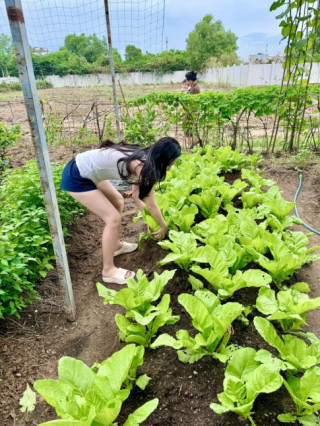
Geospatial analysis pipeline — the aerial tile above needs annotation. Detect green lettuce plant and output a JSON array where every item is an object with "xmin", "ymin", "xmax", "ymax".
[
  {"xmin": 278, "ymin": 367, "xmax": 320, "ymax": 425},
  {"xmin": 240, "ymin": 225, "xmax": 319, "ymax": 287},
  {"xmin": 254, "ymin": 317, "xmax": 320, "ymax": 373},
  {"xmin": 256, "ymin": 286, "xmax": 320, "ymax": 331},
  {"xmin": 212, "ymin": 146, "xmax": 260, "ymax": 172},
  {"xmin": 210, "ymin": 347, "xmax": 283, "ymax": 425},
  {"xmin": 215, "ymin": 179, "xmax": 247, "ymax": 206},
  {"xmin": 34, "ymin": 344, "xmax": 158, "ymax": 425},
  {"xmin": 167, "ymin": 204, "xmax": 198, "ymax": 232},
  {"xmin": 188, "ymin": 188, "xmax": 222, "ymax": 218},
  {"xmin": 191, "ymin": 264, "xmax": 272, "ymax": 299},
  {"xmin": 151, "ymin": 289, "xmax": 243, "ymax": 363},
  {"xmin": 157, "ymin": 230, "xmax": 201, "ymax": 270},
  {"xmin": 97, "ymin": 270, "xmax": 178, "ymax": 347}
]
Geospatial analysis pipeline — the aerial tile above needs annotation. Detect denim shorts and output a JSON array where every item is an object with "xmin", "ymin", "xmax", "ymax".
[{"xmin": 60, "ymin": 158, "xmax": 97, "ymax": 192}]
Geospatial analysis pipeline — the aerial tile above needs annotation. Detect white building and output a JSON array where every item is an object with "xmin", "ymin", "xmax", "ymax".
[{"xmin": 33, "ymin": 47, "xmax": 49, "ymax": 56}]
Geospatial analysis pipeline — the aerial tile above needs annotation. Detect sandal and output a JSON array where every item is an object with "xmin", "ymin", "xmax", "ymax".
[
  {"xmin": 102, "ymin": 268, "xmax": 135, "ymax": 285},
  {"xmin": 114, "ymin": 241, "xmax": 138, "ymax": 257}
]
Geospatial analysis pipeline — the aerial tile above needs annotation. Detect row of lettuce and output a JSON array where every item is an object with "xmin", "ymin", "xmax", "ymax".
[{"xmin": 31, "ymin": 146, "xmax": 320, "ymax": 425}]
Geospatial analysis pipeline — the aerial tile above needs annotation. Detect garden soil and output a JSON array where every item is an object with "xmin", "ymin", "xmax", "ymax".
[{"xmin": 1, "ymin": 148, "xmax": 320, "ymax": 426}]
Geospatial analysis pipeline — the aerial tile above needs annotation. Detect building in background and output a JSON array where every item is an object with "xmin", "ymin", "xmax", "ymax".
[
  {"xmin": 248, "ymin": 52, "xmax": 285, "ymax": 64},
  {"xmin": 33, "ymin": 47, "xmax": 49, "ymax": 56}
]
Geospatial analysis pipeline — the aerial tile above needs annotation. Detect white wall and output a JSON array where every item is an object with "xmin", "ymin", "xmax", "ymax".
[
  {"xmin": 2, "ymin": 63, "xmax": 320, "ymax": 88},
  {"xmin": 0, "ymin": 76, "xmax": 21, "ymax": 84}
]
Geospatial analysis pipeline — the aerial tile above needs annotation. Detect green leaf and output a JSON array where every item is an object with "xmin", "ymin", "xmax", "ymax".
[
  {"xmin": 300, "ymin": 367, "xmax": 320, "ymax": 402},
  {"xmin": 114, "ymin": 288, "xmax": 137, "ymax": 311},
  {"xmin": 210, "ymin": 402, "xmax": 230, "ymax": 414},
  {"xmin": 58, "ymin": 357, "xmax": 95, "ymax": 396},
  {"xmin": 226, "ymin": 348, "xmax": 260, "ymax": 381},
  {"xmin": 188, "ymin": 274, "xmax": 204, "ymax": 290},
  {"xmin": 98, "ymin": 345, "xmax": 138, "ymax": 394},
  {"xmin": 178, "ymin": 293, "xmax": 213, "ymax": 332},
  {"xmin": 277, "ymin": 413, "xmax": 297, "ymax": 423},
  {"xmin": 270, "ymin": 0, "xmax": 285, "ymax": 12},
  {"xmin": 92, "ymin": 397, "xmax": 122, "ymax": 425},
  {"xmin": 255, "ymin": 349, "xmax": 285, "ymax": 372},
  {"xmin": 150, "ymin": 333, "xmax": 182, "ymax": 349},
  {"xmin": 299, "ymin": 414, "xmax": 320, "ymax": 425},
  {"xmin": 136, "ymin": 374, "xmax": 151, "ymax": 390},
  {"xmin": 123, "ymin": 398, "xmax": 159, "ymax": 426},
  {"xmin": 33, "ymin": 379, "xmax": 70, "ymax": 415},
  {"xmin": 256, "ymin": 287, "xmax": 278, "ymax": 315},
  {"xmin": 291, "ymin": 282, "xmax": 310, "ymax": 293},
  {"xmin": 246, "ymin": 364, "xmax": 283, "ymax": 401},
  {"xmin": 37, "ymin": 417, "xmax": 95, "ymax": 426},
  {"xmin": 224, "ymin": 376, "xmax": 246, "ymax": 402},
  {"xmin": 276, "ymin": 7, "xmax": 290, "ymax": 19},
  {"xmin": 254, "ymin": 317, "xmax": 284, "ymax": 353},
  {"xmin": 96, "ymin": 282, "xmax": 117, "ymax": 303},
  {"xmin": 19, "ymin": 384, "xmax": 36, "ymax": 413}
]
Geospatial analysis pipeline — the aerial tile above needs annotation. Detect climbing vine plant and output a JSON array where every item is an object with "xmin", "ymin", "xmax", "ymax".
[{"xmin": 270, "ymin": 0, "xmax": 320, "ymax": 152}]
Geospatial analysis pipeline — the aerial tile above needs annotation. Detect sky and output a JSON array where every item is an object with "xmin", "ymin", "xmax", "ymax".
[
  {"xmin": 0, "ymin": 0, "xmax": 284, "ymax": 61},
  {"xmin": 164, "ymin": 0, "xmax": 283, "ymax": 61}
]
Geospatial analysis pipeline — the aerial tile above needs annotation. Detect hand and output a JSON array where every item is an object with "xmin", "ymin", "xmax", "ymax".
[{"xmin": 152, "ymin": 225, "xmax": 169, "ymax": 240}]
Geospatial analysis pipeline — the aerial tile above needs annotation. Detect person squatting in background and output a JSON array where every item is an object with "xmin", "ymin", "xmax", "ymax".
[
  {"xmin": 185, "ymin": 70, "xmax": 201, "ymax": 94},
  {"xmin": 60, "ymin": 137, "xmax": 181, "ymax": 285}
]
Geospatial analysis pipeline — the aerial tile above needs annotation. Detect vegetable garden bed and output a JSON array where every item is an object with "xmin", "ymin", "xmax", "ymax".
[{"xmin": 1, "ymin": 150, "xmax": 320, "ymax": 426}]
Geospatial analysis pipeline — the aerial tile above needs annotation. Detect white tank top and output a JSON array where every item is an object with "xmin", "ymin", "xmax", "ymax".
[{"xmin": 75, "ymin": 148, "xmax": 128, "ymax": 184}]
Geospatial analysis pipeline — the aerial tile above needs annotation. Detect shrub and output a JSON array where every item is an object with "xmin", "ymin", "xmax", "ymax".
[
  {"xmin": 0, "ymin": 121, "xmax": 21, "ymax": 177},
  {"xmin": 0, "ymin": 80, "xmax": 53, "ymax": 92},
  {"xmin": 0, "ymin": 160, "xmax": 84, "ymax": 318}
]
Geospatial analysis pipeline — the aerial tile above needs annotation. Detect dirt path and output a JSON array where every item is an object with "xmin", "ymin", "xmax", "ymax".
[{"xmin": 0, "ymin": 160, "xmax": 320, "ymax": 426}]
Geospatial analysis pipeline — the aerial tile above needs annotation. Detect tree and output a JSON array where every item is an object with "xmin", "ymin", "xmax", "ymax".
[
  {"xmin": 125, "ymin": 44, "xmax": 143, "ymax": 62},
  {"xmin": 186, "ymin": 15, "xmax": 238, "ymax": 71},
  {"xmin": 0, "ymin": 34, "xmax": 14, "ymax": 76},
  {"xmin": 64, "ymin": 33, "xmax": 108, "ymax": 63}
]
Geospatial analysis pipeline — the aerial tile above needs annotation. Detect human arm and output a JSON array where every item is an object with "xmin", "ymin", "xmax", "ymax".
[
  {"xmin": 144, "ymin": 189, "xmax": 168, "ymax": 239},
  {"xmin": 132, "ymin": 183, "xmax": 146, "ymax": 211},
  {"xmin": 130, "ymin": 160, "xmax": 168, "ymax": 239}
]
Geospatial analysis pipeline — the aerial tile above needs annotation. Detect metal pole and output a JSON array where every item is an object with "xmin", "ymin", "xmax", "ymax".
[
  {"xmin": 103, "ymin": 0, "xmax": 121, "ymax": 142},
  {"xmin": 5, "ymin": 0, "xmax": 76, "ymax": 321}
]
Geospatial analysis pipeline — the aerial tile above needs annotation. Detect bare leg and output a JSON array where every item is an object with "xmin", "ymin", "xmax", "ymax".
[
  {"xmin": 96, "ymin": 180, "xmax": 136, "ymax": 253},
  {"xmin": 97, "ymin": 180, "xmax": 124, "ymax": 251},
  {"xmin": 68, "ymin": 187, "xmax": 133, "ymax": 279}
]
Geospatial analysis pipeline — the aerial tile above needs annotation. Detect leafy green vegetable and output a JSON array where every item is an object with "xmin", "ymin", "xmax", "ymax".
[
  {"xmin": 151, "ymin": 289, "xmax": 243, "ymax": 363},
  {"xmin": 191, "ymin": 264, "xmax": 271, "ymax": 299},
  {"xmin": 157, "ymin": 230, "xmax": 201, "ymax": 270},
  {"xmin": 256, "ymin": 287, "xmax": 320, "ymax": 331},
  {"xmin": 123, "ymin": 399, "xmax": 159, "ymax": 426},
  {"xmin": 282, "ymin": 367, "xmax": 320, "ymax": 420},
  {"xmin": 34, "ymin": 345, "xmax": 158, "ymax": 425},
  {"xmin": 254, "ymin": 317, "xmax": 320, "ymax": 373},
  {"xmin": 97, "ymin": 269, "xmax": 178, "ymax": 347},
  {"xmin": 210, "ymin": 347, "xmax": 283, "ymax": 422},
  {"xmin": 188, "ymin": 188, "xmax": 222, "ymax": 218}
]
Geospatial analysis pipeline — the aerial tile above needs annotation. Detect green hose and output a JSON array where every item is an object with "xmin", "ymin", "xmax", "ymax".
[{"xmin": 294, "ymin": 172, "xmax": 320, "ymax": 235}]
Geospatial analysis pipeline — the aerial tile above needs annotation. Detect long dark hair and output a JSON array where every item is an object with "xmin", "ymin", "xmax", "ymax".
[
  {"xmin": 100, "ymin": 137, "xmax": 181, "ymax": 200},
  {"xmin": 185, "ymin": 70, "xmax": 197, "ymax": 81}
]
